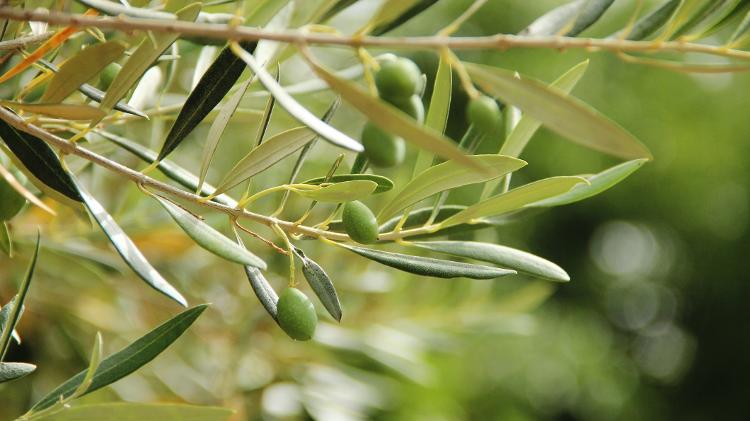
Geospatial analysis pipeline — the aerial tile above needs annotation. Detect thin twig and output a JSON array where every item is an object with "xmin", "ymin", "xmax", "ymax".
[{"xmin": 0, "ymin": 31, "xmax": 52, "ymax": 50}]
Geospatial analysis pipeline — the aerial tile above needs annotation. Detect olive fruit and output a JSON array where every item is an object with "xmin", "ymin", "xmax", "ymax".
[
  {"xmin": 361, "ymin": 122, "xmax": 405, "ymax": 168},
  {"xmin": 342, "ymin": 200, "xmax": 378, "ymax": 244},
  {"xmin": 390, "ymin": 95, "xmax": 424, "ymax": 123},
  {"xmin": 375, "ymin": 58, "xmax": 421, "ymax": 101},
  {"xmin": 0, "ymin": 177, "xmax": 26, "ymax": 221},
  {"xmin": 277, "ymin": 287, "xmax": 317, "ymax": 341},
  {"xmin": 466, "ymin": 95, "xmax": 501, "ymax": 134},
  {"xmin": 99, "ymin": 62, "xmax": 122, "ymax": 91}
]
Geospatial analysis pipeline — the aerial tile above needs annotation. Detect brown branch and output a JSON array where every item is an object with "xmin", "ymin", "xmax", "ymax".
[{"xmin": 0, "ymin": 31, "xmax": 52, "ymax": 50}]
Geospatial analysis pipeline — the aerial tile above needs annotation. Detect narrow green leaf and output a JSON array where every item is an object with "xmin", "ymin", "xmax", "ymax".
[
  {"xmin": 42, "ymin": 41, "xmax": 125, "ymax": 103},
  {"xmin": 0, "ymin": 221, "xmax": 11, "ymax": 257},
  {"xmin": 244, "ymin": 267, "xmax": 278, "ymax": 321},
  {"xmin": 70, "ymin": 332, "xmax": 103, "ymax": 399},
  {"xmin": 530, "ymin": 158, "xmax": 647, "ymax": 207},
  {"xmin": 343, "ymin": 245, "xmax": 516, "ymax": 279},
  {"xmin": 466, "ymin": 62, "xmax": 652, "ymax": 160},
  {"xmin": 521, "ymin": 0, "xmax": 615, "ymax": 36},
  {"xmin": 30, "ymin": 304, "xmax": 208, "ymax": 412},
  {"xmin": 0, "ymin": 232, "xmax": 38, "ymax": 361},
  {"xmin": 500, "ymin": 60, "xmax": 589, "ymax": 158},
  {"xmin": 302, "ymin": 174, "xmax": 393, "ymax": 193},
  {"xmin": 614, "ymin": 0, "xmax": 681, "ymax": 40},
  {"xmin": 371, "ymin": 0, "xmax": 439, "ymax": 35},
  {"xmin": 31, "ymin": 403, "xmax": 234, "ymax": 421},
  {"xmin": 100, "ymin": 4, "xmax": 202, "ymax": 113},
  {"xmin": 0, "ymin": 297, "xmax": 22, "ymax": 346},
  {"xmin": 306, "ymin": 58, "xmax": 490, "ymax": 174},
  {"xmin": 440, "ymin": 176, "xmax": 588, "ymax": 228},
  {"xmin": 1, "ymin": 102, "xmax": 106, "ymax": 121},
  {"xmin": 0, "ymin": 120, "xmax": 82, "ymax": 203},
  {"xmin": 656, "ymin": 0, "xmax": 714, "ymax": 39},
  {"xmin": 379, "ymin": 155, "xmax": 526, "ymax": 221},
  {"xmin": 0, "ymin": 362, "xmax": 36, "ymax": 383},
  {"xmin": 363, "ymin": 0, "xmax": 420, "ymax": 32},
  {"xmin": 153, "ymin": 196, "xmax": 267, "ymax": 269},
  {"xmin": 412, "ymin": 241, "xmax": 570, "ymax": 282},
  {"xmin": 231, "ymin": 44, "xmax": 363, "ymax": 153},
  {"xmin": 413, "ymin": 53, "xmax": 452, "ymax": 175},
  {"xmin": 293, "ymin": 247, "xmax": 342, "ymax": 322},
  {"xmin": 730, "ymin": 3, "xmax": 750, "ymax": 44},
  {"xmin": 76, "ymin": 0, "xmax": 233, "ymax": 23},
  {"xmin": 77, "ymin": 185, "xmax": 187, "ymax": 306},
  {"xmin": 377, "ymin": 205, "xmax": 468, "ymax": 233},
  {"xmin": 291, "ymin": 180, "xmax": 377, "ymax": 203},
  {"xmin": 214, "ymin": 127, "xmax": 317, "ymax": 195},
  {"xmin": 157, "ymin": 40, "xmax": 258, "ymax": 161}
]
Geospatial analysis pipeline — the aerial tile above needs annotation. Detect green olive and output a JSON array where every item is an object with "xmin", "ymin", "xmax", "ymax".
[
  {"xmin": 389, "ymin": 95, "xmax": 424, "ymax": 123},
  {"xmin": 99, "ymin": 62, "xmax": 122, "ymax": 91},
  {"xmin": 375, "ymin": 58, "xmax": 421, "ymax": 101},
  {"xmin": 466, "ymin": 95, "xmax": 501, "ymax": 134},
  {"xmin": 277, "ymin": 287, "xmax": 317, "ymax": 341},
  {"xmin": 0, "ymin": 177, "xmax": 26, "ymax": 221},
  {"xmin": 342, "ymin": 200, "xmax": 378, "ymax": 244},
  {"xmin": 361, "ymin": 122, "xmax": 405, "ymax": 168}
]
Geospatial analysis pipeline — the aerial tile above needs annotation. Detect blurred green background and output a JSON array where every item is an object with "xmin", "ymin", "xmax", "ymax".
[{"xmin": 2, "ymin": 0, "xmax": 750, "ymax": 420}]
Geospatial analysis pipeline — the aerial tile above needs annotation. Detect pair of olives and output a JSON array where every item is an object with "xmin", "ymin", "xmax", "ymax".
[{"xmin": 362, "ymin": 57, "xmax": 425, "ymax": 168}]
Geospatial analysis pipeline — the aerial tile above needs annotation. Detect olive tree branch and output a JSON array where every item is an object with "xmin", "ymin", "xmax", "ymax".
[{"xmin": 1, "ymin": 7, "xmax": 750, "ymax": 61}]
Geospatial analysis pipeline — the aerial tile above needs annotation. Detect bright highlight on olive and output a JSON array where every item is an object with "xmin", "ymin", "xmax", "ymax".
[
  {"xmin": 342, "ymin": 200, "xmax": 379, "ymax": 244},
  {"xmin": 466, "ymin": 95, "xmax": 501, "ymax": 134},
  {"xmin": 277, "ymin": 287, "xmax": 318, "ymax": 341},
  {"xmin": 375, "ymin": 58, "xmax": 422, "ymax": 101},
  {"xmin": 361, "ymin": 122, "xmax": 405, "ymax": 168}
]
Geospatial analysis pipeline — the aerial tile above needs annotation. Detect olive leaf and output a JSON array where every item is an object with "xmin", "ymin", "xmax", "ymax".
[
  {"xmin": 230, "ymin": 43, "xmax": 364, "ymax": 153},
  {"xmin": 730, "ymin": 4, "xmax": 750, "ymax": 44},
  {"xmin": 0, "ymin": 222, "xmax": 11, "ymax": 257},
  {"xmin": 439, "ymin": 176, "xmax": 588, "ymax": 228},
  {"xmin": 342, "ymin": 245, "xmax": 516, "ymax": 279},
  {"xmin": 290, "ymin": 180, "xmax": 377, "ymax": 203},
  {"xmin": 362, "ymin": 0, "xmax": 422, "ymax": 33},
  {"xmin": 370, "ymin": 0, "xmax": 439, "ymax": 35},
  {"xmin": 29, "ymin": 403, "xmax": 234, "ymax": 421},
  {"xmin": 30, "ymin": 304, "xmax": 208, "ymax": 412},
  {"xmin": 0, "ymin": 362, "xmax": 36, "ymax": 383},
  {"xmin": 0, "ymin": 102, "xmax": 106, "ymax": 121},
  {"xmin": 153, "ymin": 196, "xmax": 267, "ymax": 269},
  {"xmin": 293, "ymin": 247, "xmax": 343, "ymax": 322},
  {"xmin": 529, "ymin": 159, "xmax": 648, "ymax": 207},
  {"xmin": 682, "ymin": 0, "xmax": 746, "ymax": 40},
  {"xmin": 213, "ymin": 127, "xmax": 317, "ymax": 195},
  {"xmin": 157, "ymin": 40, "xmax": 257, "ymax": 161},
  {"xmin": 69, "ymin": 332, "xmax": 103, "ymax": 400},
  {"xmin": 520, "ymin": 0, "xmax": 614, "ymax": 37},
  {"xmin": 77, "ymin": 184, "xmax": 188, "ymax": 306},
  {"xmin": 612, "ymin": 0, "xmax": 681, "ymax": 40},
  {"xmin": 37, "ymin": 59, "xmax": 147, "ymax": 118},
  {"xmin": 75, "ymin": 0, "xmax": 234, "ymax": 27},
  {"xmin": 100, "ymin": 3, "xmax": 202, "ymax": 114},
  {"xmin": 0, "ymin": 232, "xmax": 38, "ymax": 361},
  {"xmin": 378, "ymin": 155, "xmax": 527, "ymax": 221},
  {"xmin": 411, "ymin": 241, "xmax": 570, "ymax": 282},
  {"xmin": 465, "ymin": 62, "xmax": 653, "ymax": 160},
  {"xmin": 413, "ymin": 53, "xmax": 452, "ymax": 175},
  {"xmin": 0, "ymin": 297, "xmax": 22, "ymax": 346},
  {"xmin": 305, "ymin": 56, "xmax": 491, "ymax": 174},
  {"xmin": 41, "ymin": 40, "xmax": 125, "ymax": 103},
  {"xmin": 656, "ymin": 0, "xmax": 714, "ymax": 40},
  {"xmin": 0, "ymin": 119, "xmax": 82, "ymax": 203},
  {"xmin": 377, "ymin": 205, "xmax": 469, "ymax": 233},
  {"xmin": 244, "ymin": 267, "xmax": 279, "ymax": 321},
  {"xmin": 303, "ymin": 174, "xmax": 393, "ymax": 194}
]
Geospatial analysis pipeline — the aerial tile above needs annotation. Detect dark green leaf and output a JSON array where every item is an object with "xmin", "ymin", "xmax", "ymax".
[
  {"xmin": 31, "ymin": 304, "xmax": 208, "ymax": 412},
  {"xmin": 244, "ymin": 267, "xmax": 279, "ymax": 321},
  {"xmin": 521, "ymin": 0, "xmax": 615, "ymax": 36},
  {"xmin": 342, "ymin": 245, "xmax": 516, "ymax": 279},
  {"xmin": 371, "ymin": 0, "xmax": 439, "ymax": 35},
  {"xmin": 614, "ymin": 0, "xmax": 681, "ymax": 40},
  {"xmin": 0, "ymin": 232, "xmax": 38, "ymax": 360},
  {"xmin": 412, "ymin": 241, "xmax": 569, "ymax": 282},
  {"xmin": 0, "ymin": 362, "xmax": 36, "ymax": 383},
  {"xmin": 77, "ymin": 185, "xmax": 187, "ymax": 306},
  {"xmin": 293, "ymin": 247, "xmax": 342, "ymax": 322},
  {"xmin": 0, "ymin": 119, "xmax": 82, "ymax": 202},
  {"xmin": 157, "ymin": 41, "xmax": 257, "ymax": 161},
  {"xmin": 302, "ymin": 174, "xmax": 393, "ymax": 194}
]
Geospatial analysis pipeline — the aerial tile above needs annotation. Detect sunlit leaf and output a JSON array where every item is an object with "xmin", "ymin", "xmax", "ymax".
[
  {"xmin": 414, "ymin": 53, "xmax": 452, "ymax": 175},
  {"xmin": 1, "ymin": 102, "xmax": 106, "ymax": 121},
  {"xmin": 342, "ymin": 245, "xmax": 516, "ymax": 279},
  {"xmin": 30, "ymin": 305, "xmax": 208, "ymax": 412},
  {"xmin": 214, "ymin": 127, "xmax": 317, "ymax": 195},
  {"xmin": 291, "ymin": 180, "xmax": 377, "ymax": 203},
  {"xmin": 466, "ymin": 62, "xmax": 652, "ymax": 160},
  {"xmin": 294, "ymin": 247, "xmax": 342, "ymax": 322},
  {"xmin": 31, "ymin": 403, "xmax": 234, "ymax": 421},
  {"xmin": 520, "ymin": 0, "xmax": 614, "ymax": 36},
  {"xmin": 77, "ymin": 185, "xmax": 187, "ymax": 306},
  {"xmin": 153, "ymin": 196, "xmax": 267, "ymax": 269},
  {"xmin": 70, "ymin": 332, "xmax": 103, "ymax": 399},
  {"xmin": 303, "ymin": 174, "xmax": 393, "ymax": 194},
  {"xmin": 440, "ymin": 176, "xmax": 588, "ymax": 228},
  {"xmin": 412, "ymin": 241, "xmax": 570, "ymax": 282},
  {"xmin": 0, "ymin": 362, "xmax": 36, "ymax": 383},
  {"xmin": 42, "ymin": 41, "xmax": 125, "ymax": 103},
  {"xmin": 0, "ymin": 232, "xmax": 38, "ymax": 360},
  {"xmin": 379, "ymin": 155, "xmax": 526, "ymax": 221},
  {"xmin": 158, "ymin": 41, "xmax": 257, "ymax": 161},
  {"xmin": 530, "ymin": 158, "xmax": 647, "ymax": 207}
]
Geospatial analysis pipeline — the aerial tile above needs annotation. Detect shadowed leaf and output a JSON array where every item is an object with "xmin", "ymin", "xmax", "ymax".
[{"xmin": 294, "ymin": 247, "xmax": 342, "ymax": 322}]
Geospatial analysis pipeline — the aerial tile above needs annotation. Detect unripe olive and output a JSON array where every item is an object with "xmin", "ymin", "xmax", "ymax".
[
  {"xmin": 0, "ymin": 177, "xmax": 26, "ymax": 221},
  {"xmin": 342, "ymin": 200, "xmax": 378, "ymax": 244},
  {"xmin": 466, "ymin": 95, "xmax": 501, "ymax": 134},
  {"xmin": 389, "ymin": 95, "xmax": 424, "ymax": 123},
  {"xmin": 277, "ymin": 287, "xmax": 317, "ymax": 341},
  {"xmin": 375, "ymin": 58, "xmax": 421, "ymax": 101},
  {"xmin": 99, "ymin": 62, "xmax": 122, "ymax": 91},
  {"xmin": 361, "ymin": 122, "xmax": 405, "ymax": 168}
]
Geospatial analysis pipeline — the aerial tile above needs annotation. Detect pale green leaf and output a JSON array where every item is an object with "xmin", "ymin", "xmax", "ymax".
[
  {"xmin": 413, "ymin": 53, "xmax": 452, "ymax": 175},
  {"xmin": 466, "ymin": 62, "xmax": 652, "ymax": 160},
  {"xmin": 302, "ymin": 174, "xmax": 393, "ymax": 194},
  {"xmin": 379, "ymin": 155, "xmax": 526, "ymax": 221},
  {"xmin": 520, "ymin": 0, "xmax": 615, "ymax": 36},
  {"xmin": 0, "ymin": 102, "xmax": 106, "ymax": 121},
  {"xmin": 0, "ymin": 233, "xmax": 38, "ymax": 360},
  {"xmin": 363, "ymin": 0, "xmax": 420, "ymax": 32},
  {"xmin": 70, "ymin": 332, "xmax": 103, "ymax": 399},
  {"xmin": 291, "ymin": 180, "xmax": 377, "ymax": 203},
  {"xmin": 42, "ymin": 41, "xmax": 125, "ymax": 103}
]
